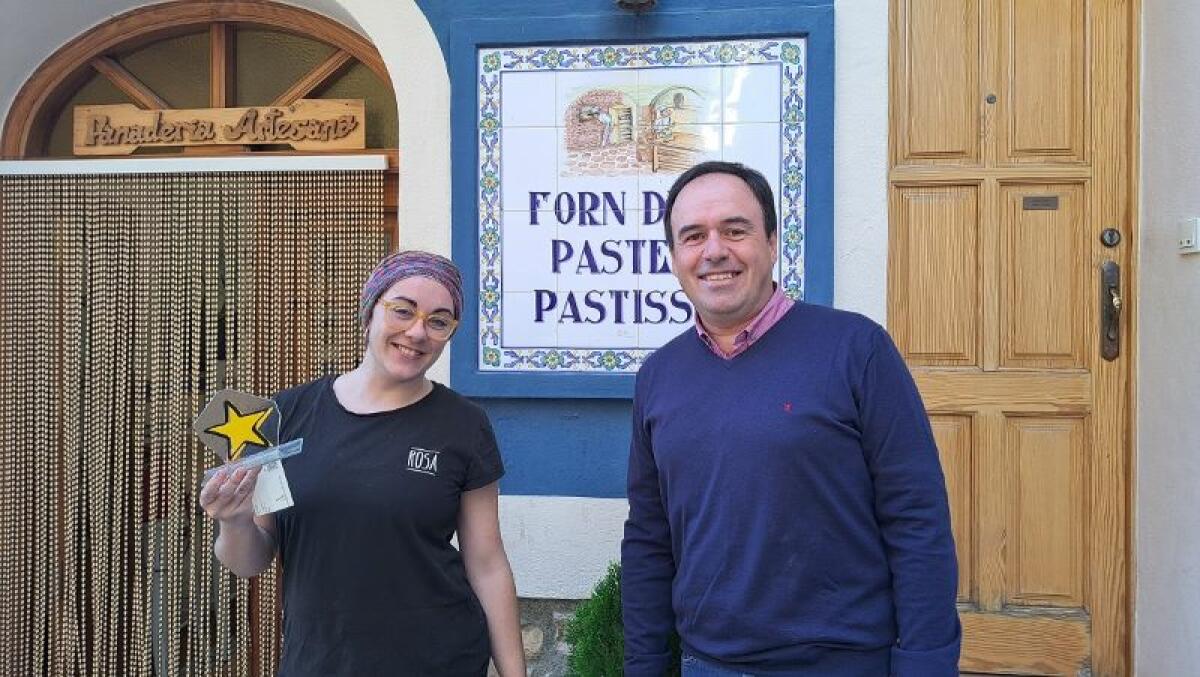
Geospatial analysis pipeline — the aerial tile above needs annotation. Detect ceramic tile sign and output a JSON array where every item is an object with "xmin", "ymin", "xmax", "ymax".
[{"xmin": 477, "ymin": 38, "xmax": 807, "ymax": 373}]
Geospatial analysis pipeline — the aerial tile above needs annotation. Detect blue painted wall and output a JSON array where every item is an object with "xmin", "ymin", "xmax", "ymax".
[
  {"xmin": 414, "ymin": 0, "xmax": 835, "ymax": 48},
  {"xmin": 414, "ymin": 0, "xmax": 835, "ymax": 497}
]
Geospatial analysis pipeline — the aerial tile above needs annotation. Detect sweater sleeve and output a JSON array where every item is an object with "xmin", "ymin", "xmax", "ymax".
[
  {"xmin": 621, "ymin": 378, "xmax": 676, "ymax": 677},
  {"xmin": 857, "ymin": 327, "xmax": 962, "ymax": 676}
]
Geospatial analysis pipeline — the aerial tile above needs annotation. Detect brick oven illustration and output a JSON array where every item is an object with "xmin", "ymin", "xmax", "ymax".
[{"xmin": 563, "ymin": 89, "xmax": 638, "ymax": 176}]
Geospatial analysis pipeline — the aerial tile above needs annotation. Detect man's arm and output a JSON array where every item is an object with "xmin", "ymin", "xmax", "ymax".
[
  {"xmin": 621, "ymin": 387, "xmax": 676, "ymax": 677},
  {"xmin": 858, "ymin": 327, "xmax": 961, "ymax": 677}
]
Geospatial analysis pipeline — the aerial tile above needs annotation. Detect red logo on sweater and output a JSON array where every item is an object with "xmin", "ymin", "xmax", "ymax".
[{"xmin": 783, "ymin": 402, "xmax": 793, "ymax": 413}]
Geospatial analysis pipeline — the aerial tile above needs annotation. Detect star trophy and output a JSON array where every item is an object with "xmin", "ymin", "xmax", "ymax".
[{"xmin": 193, "ymin": 390, "xmax": 304, "ymax": 515}]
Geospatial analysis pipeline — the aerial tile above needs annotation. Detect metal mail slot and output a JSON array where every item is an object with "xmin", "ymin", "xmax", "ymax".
[{"xmin": 1023, "ymin": 195, "xmax": 1059, "ymax": 211}]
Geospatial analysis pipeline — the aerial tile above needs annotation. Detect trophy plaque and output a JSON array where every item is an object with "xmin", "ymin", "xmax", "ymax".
[{"xmin": 194, "ymin": 389, "xmax": 303, "ymax": 515}]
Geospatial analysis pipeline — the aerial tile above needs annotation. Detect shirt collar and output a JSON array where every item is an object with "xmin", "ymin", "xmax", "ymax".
[{"xmin": 694, "ymin": 285, "xmax": 793, "ymax": 359}]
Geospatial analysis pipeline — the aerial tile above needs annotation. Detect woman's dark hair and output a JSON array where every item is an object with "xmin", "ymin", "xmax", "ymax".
[{"xmin": 662, "ymin": 161, "xmax": 777, "ymax": 248}]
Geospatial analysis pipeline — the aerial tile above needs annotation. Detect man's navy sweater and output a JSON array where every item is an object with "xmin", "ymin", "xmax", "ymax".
[{"xmin": 622, "ymin": 302, "xmax": 961, "ymax": 676}]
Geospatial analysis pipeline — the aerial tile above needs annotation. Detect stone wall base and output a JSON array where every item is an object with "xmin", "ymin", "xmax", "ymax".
[{"xmin": 488, "ymin": 598, "xmax": 582, "ymax": 677}]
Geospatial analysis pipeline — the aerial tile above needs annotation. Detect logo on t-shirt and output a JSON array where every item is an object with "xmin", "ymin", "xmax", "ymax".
[{"xmin": 407, "ymin": 447, "xmax": 441, "ymax": 476}]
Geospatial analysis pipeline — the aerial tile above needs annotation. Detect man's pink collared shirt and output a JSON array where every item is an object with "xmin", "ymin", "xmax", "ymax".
[{"xmin": 694, "ymin": 286, "xmax": 795, "ymax": 360}]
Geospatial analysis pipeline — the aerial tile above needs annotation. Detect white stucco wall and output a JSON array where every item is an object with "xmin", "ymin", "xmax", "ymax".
[
  {"xmin": 1137, "ymin": 3, "xmax": 1200, "ymax": 673},
  {"xmin": 832, "ymin": 0, "xmax": 888, "ymax": 322},
  {"xmin": 334, "ymin": 0, "xmax": 453, "ymax": 383},
  {"xmin": 0, "ymin": 0, "xmax": 148, "ymax": 119}
]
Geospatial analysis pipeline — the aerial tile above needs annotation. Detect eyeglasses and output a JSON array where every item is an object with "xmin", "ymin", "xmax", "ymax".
[{"xmin": 377, "ymin": 299, "xmax": 459, "ymax": 341}]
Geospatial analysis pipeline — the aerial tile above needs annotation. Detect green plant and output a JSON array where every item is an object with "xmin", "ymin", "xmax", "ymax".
[{"xmin": 563, "ymin": 562, "xmax": 681, "ymax": 677}]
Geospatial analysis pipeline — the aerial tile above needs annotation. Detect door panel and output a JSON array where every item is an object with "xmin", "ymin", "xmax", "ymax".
[
  {"xmin": 999, "ymin": 0, "xmax": 1087, "ymax": 162},
  {"xmin": 891, "ymin": 185, "xmax": 980, "ymax": 365},
  {"xmin": 1007, "ymin": 414, "xmax": 1086, "ymax": 607},
  {"xmin": 890, "ymin": 0, "xmax": 1134, "ymax": 674},
  {"xmin": 893, "ymin": 0, "xmax": 982, "ymax": 165},
  {"xmin": 930, "ymin": 414, "xmax": 975, "ymax": 601},
  {"xmin": 999, "ymin": 183, "xmax": 1086, "ymax": 369},
  {"xmin": 960, "ymin": 612, "xmax": 1089, "ymax": 675}
]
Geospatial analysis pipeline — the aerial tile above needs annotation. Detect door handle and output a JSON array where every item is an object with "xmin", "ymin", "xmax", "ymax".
[{"xmin": 1100, "ymin": 260, "xmax": 1121, "ymax": 361}]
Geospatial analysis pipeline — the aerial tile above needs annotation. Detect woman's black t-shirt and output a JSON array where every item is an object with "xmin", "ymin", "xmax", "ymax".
[{"xmin": 272, "ymin": 376, "xmax": 505, "ymax": 676}]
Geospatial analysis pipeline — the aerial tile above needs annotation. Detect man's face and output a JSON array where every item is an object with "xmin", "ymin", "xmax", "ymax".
[{"xmin": 668, "ymin": 172, "xmax": 778, "ymax": 332}]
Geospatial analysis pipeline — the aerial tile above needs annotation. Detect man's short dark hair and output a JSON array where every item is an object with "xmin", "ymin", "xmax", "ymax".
[{"xmin": 662, "ymin": 161, "xmax": 778, "ymax": 249}]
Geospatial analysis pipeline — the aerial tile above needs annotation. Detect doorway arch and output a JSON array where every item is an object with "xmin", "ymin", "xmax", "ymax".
[{"xmin": 1, "ymin": 0, "xmax": 393, "ymax": 159}]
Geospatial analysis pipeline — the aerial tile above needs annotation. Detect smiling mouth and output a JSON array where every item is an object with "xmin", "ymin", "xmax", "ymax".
[
  {"xmin": 700, "ymin": 271, "xmax": 741, "ymax": 282},
  {"xmin": 391, "ymin": 342, "xmax": 425, "ymax": 359}
]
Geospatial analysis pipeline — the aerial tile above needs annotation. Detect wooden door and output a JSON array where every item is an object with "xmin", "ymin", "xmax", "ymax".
[{"xmin": 888, "ymin": 1, "xmax": 1136, "ymax": 674}]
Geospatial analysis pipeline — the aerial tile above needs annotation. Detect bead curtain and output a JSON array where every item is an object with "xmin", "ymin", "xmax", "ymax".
[{"xmin": 0, "ymin": 169, "xmax": 385, "ymax": 676}]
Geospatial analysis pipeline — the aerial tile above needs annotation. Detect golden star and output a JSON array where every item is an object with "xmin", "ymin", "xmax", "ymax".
[{"xmin": 206, "ymin": 402, "xmax": 271, "ymax": 460}]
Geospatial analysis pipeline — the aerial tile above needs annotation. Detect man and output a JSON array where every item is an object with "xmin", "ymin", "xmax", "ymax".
[{"xmin": 621, "ymin": 161, "xmax": 960, "ymax": 676}]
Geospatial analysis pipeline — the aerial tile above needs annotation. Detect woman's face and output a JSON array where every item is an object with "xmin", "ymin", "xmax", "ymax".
[{"xmin": 363, "ymin": 276, "xmax": 456, "ymax": 385}]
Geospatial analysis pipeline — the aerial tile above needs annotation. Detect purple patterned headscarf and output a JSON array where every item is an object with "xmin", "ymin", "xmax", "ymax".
[{"xmin": 358, "ymin": 250, "xmax": 464, "ymax": 328}]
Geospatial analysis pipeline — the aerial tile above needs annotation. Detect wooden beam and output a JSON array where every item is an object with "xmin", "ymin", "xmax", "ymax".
[
  {"xmin": 271, "ymin": 50, "xmax": 354, "ymax": 107},
  {"xmin": 209, "ymin": 22, "xmax": 236, "ymax": 108},
  {"xmin": 252, "ymin": 147, "xmax": 399, "ymax": 170},
  {"xmin": 89, "ymin": 56, "xmax": 168, "ymax": 109}
]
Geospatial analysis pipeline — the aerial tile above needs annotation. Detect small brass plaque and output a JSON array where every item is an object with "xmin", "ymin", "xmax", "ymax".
[{"xmin": 1023, "ymin": 195, "xmax": 1059, "ymax": 211}]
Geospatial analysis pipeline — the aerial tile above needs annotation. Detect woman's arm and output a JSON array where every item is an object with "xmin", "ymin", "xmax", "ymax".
[
  {"xmin": 201, "ymin": 465, "xmax": 278, "ymax": 578},
  {"xmin": 458, "ymin": 482, "xmax": 525, "ymax": 677}
]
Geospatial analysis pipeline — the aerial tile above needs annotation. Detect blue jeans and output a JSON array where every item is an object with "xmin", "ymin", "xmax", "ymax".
[{"xmin": 681, "ymin": 654, "xmax": 755, "ymax": 677}]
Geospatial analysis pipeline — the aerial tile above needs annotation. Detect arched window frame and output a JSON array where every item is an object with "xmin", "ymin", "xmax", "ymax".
[{"xmin": 1, "ymin": 0, "xmax": 394, "ymax": 159}]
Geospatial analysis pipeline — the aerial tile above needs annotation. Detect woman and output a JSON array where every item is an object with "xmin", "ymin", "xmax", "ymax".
[{"xmin": 199, "ymin": 251, "xmax": 526, "ymax": 676}]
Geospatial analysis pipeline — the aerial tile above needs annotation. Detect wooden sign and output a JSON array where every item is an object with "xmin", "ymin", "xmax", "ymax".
[{"xmin": 73, "ymin": 99, "xmax": 365, "ymax": 155}]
